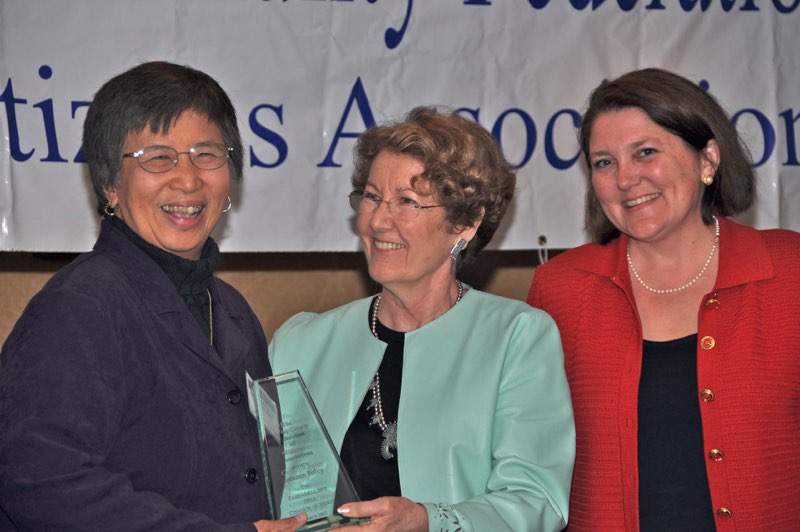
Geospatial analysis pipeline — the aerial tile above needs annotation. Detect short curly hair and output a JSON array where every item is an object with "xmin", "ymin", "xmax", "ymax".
[
  {"xmin": 580, "ymin": 68, "xmax": 755, "ymax": 244},
  {"xmin": 82, "ymin": 61, "xmax": 243, "ymax": 215},
  {"xmin": 351, "ymin": 106, "xmax": 516, "ymax": 263}
]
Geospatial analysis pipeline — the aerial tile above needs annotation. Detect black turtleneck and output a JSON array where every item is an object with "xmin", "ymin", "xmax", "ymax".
[{"xmin": 106, "ymin": 215, "xmax": 220, "ymax": 346}]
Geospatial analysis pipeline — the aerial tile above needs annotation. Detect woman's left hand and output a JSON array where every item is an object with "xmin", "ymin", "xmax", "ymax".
[{"xmin": 338, "ymin": 496, "xmax": 428, "ymax": 531}]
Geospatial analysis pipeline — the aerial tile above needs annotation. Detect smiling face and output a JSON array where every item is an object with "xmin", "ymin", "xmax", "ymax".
[
  {"xmin": 588, "ymin": 107, "xmax": 719, "ymax": 244},
  {"xmin": 105, "ymin": 110, "xmax": 231, "ymax": 260},
  {"xmin": 357, "ymin": 150, "xmax": 477, "ymax": 292}
]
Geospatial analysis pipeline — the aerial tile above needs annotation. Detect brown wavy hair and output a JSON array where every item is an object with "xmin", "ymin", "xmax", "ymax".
[{"xmin": 352, "ymin": 106, "xmax": 516, "ymax": 263}]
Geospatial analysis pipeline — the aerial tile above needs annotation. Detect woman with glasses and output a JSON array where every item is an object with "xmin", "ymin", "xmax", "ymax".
[
  {"xmin": 269, "ymin": 107, "xmax": 575, "ymax": 531},
  {"xmin": 0, "ymin": 62, "xmax": 305, "ymax": 532}
]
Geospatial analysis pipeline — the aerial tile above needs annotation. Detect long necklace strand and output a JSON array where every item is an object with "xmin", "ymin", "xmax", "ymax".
[
  {"xmin": 207, "ymin": 289, "xmax": 213, "ymax": 346},
  {"xmin": 627, "ymin": 215, "xmax": 720, "ymax": 295},
  {"xmin": 368, "ymin": 280, "xmax": 464, "ymax": 459}
]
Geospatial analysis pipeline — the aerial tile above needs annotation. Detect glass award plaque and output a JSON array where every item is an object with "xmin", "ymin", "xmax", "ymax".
[{"xmin": 251, "ymin": 370, "xmax": 368, "ymax": 531}]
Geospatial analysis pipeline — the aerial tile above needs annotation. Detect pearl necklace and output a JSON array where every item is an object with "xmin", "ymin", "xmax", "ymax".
[
  {"xmin": 627, "ymin": 215, "xmax": 719, "ymax": 295},
  {"xmin": 368, "ymin": 280, "xmax": 464, "ymax": 459}
]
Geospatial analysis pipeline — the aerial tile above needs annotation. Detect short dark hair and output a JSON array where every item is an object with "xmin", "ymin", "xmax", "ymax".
[
  {"xmin": 580, "ymin": 68, "xmax": 755, "ymax": 243},
  {"xmin": 82, "ymin": 61, "xmax": 243, "ymax": 215},
  {"xmin": 351, "ymin": 106, "xmax": 516, "ymax": 263}
]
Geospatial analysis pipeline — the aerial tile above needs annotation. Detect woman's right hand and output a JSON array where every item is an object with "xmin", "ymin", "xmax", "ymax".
[
  {"xmin": 254, "ymin": 513, "xmax": 308, "ymax": 532},
  {"xmin": 338, "ymin": 497, "xmax": 427, "ymax": 531}
]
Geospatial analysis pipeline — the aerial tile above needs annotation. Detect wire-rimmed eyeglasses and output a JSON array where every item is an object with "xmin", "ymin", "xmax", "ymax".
[
  {"xmin": 122, "ymin": 143, "xmax": 233, "ymax": 173},
  {"xmin": 348, "ymin": 190, "xmax": 445, "ymax": 221}
]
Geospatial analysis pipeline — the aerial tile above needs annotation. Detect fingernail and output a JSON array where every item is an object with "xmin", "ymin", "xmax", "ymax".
[{"xmin": 337, "ymin": 506, "xmax": 350, "ymax": 514}]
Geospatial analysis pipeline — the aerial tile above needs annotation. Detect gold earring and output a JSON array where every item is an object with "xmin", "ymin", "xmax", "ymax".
[{"xmin": 702, "ymin": 174, "xmax": 714, "ymax": 186}]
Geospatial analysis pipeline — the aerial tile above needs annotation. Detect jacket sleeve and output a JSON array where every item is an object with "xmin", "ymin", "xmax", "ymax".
[
  {"xmin": 0, "ymin": 287, "xmax": 255, "ymax": 532},
  {"xmin": 421, "ymin": 311, "xmax": 575, "ymax": 532}
]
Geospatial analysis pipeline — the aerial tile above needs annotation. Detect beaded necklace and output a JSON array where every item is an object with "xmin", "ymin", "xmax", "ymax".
[
  {"xmin": 368, "ymin": 280, "xmax": 464, "ymax": 459},
  {"xmin": 627, "ymin": 215, "xmax": 719, "ymax": 294}
]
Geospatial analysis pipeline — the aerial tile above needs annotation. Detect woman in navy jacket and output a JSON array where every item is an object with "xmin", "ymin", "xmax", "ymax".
[{"xmin": 0, "ymin": 62, "xmax": 305, "ymax": 532}]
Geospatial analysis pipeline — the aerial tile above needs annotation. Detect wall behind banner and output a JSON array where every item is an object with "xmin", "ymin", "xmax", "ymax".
[
  {"xmin": 1, "ymin": 1, "xmax": 799, "ymax": 253},
  {"xmin": 0, "ymin": 251, "xmax": 546, "ymax": 346}
]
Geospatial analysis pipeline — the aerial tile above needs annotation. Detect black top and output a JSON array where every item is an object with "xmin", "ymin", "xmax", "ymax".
[
  {"xmin": 339, "ymin": 297, "xmax": 403, "ymax": 500},
  {"xmin": 108, "ymin": 215, "xmax": 219, "ymax": 345},
  {"xmin": 638, "ymin": 334, "xmax": 715, "ymax": 531}
]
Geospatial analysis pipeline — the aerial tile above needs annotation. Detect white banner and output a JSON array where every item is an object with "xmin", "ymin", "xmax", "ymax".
[{"xmin": 1, "ymin": 0, "xmax": 798, "ymax": 252}]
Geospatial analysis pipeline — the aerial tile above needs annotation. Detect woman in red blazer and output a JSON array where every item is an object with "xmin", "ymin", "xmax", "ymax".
[{"xmin": 529, "ymin": 68, "xmax": 800, "ymax": 531}]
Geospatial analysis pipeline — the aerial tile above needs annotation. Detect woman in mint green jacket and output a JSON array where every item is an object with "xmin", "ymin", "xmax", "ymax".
[{"xmin": 270, "ymin": 107, "xmax": 575, "ymax": 532}]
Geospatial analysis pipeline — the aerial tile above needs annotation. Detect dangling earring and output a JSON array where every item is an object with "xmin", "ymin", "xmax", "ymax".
[
  {"xmin": 702, "ymin": 174, "xmax": 714, "ymax": 186},
  {"xmin": 103, "ymin": 202, "xmax": 118, "ymax": 217},
  {"xmin": 450, "ymin": 238, "xmax": 467, "ymax": 260},
  {"xmin": 222, "ymin": 196, "xmax": 232, "ymax": 213}
]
